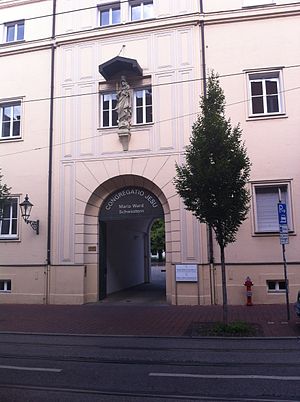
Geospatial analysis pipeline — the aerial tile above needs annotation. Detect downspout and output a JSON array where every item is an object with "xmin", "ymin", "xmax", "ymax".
[
  {"xmin": 199, "ymin": 0, "xmax": 216, "ymax": 304},
  {"xmin": 45, "ymin": 0, "xmax": 57, "ymax": 304}
]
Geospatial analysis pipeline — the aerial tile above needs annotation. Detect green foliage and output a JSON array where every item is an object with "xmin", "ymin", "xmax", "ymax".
[
  {"xmin": 0, "ymin": 169, "xmax": 10, "ymax": 213},
  {"xmin": 210, "ymin": 321, "xmax": 257, "ymax": 337},
  {"xmin": 151, "ymin": 218, "xmax": 165, "ymax": 261},
  {"xmin": 174, "ymin": 72, "xmax": 251, "ymax": 248}
]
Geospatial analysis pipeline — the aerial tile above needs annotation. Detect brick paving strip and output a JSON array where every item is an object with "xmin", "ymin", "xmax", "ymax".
[{"xmin": 0, "ymin": 304, "xmax": 299, "ymax": 337}]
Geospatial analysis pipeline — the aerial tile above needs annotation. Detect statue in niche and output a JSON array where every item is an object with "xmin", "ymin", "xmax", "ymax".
[{"xmin": 116, "ymin": 76, "xmax": 132, "ymax": 130}]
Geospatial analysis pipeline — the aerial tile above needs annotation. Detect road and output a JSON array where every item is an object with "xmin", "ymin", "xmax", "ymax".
[{"xmin": 0, "ymin": 333, "xmax": 300, "ymax": 401}]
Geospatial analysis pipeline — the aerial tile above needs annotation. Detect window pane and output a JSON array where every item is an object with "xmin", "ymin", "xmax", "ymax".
[
  {"xmin": 146, "ymin": 105, "xmax": 152, "ymax": 122},
  {"xmin": 6, "ymin": 25, "xmax": 15, "ymax": 42},
  {"xmin": 266, "ymin": 80, "xmax": 278, "ymax": 95},
  {"xmin": 136, "ymin": 107, "xmax": 143, "ymax": 123},
  {"xmin": 12, "ymin": 121, "xmax": 20, "ymax": 136},
  {"xmin": 1, "ymin": 220, "xmax": 10, "ymax": 235},
  {"xmin": 103, "ymin": 111, "xmax": 109, "ymax": 127},
  {"xmin": 267, "ymin": 95, "xmax": 279, "ymax": 113},
  {"xmin": 17, "ymin": 22, "xmax": 24, "ymax": 40},
  {"xmin": 112, "ymin": 110, "xmax": 118, "ymax": 126},
  {"xmin": 100, "ymin": 10, "xmax": 109, "ymax": 26},
  {"xmin": 11, "ymin": 219, "xmax": 17, "ymax": 235},
  {"xmin": 145, "ymin": 89, "xmax": 152, "ymax": 105},
  {"xmin": 6, "ymin": 281, "xmax": 11, "ymax": 291},
  {"xmin": 256, "ymin": 186, "xmax": 287, "ymax": 232},
  {"xmin": 144, "ymin": 3, "xmax": 153, "ymax": 18},
  {"xmin": 2, "ymin": 122, "xmax": 10, "ymax": 137},
  {"xmin": 12, "ymin": 199, "xmax": 18, "ymax": 217},
  {"xmin": 3, "ymin": 106, "xmax": 11, "ymax": 122},
  {"xmin": 252, "ymin": 97, "xmax": 264, "ymax": 114},
  {"xmin": 135, "ymin": 91, "xmax": 143, "ymax": 106},
  {"xmin": 13, "ymin": 105, "xmax": 21, "ymax": 120},
  {"xmin": 103, "ymin": 97, "xmax": 110, "ymax": 110},
  {"xmin": 131, "ymin": 5, "xmax": 141, "ymax": 20},
  {"xmin": 251, "ymin": 81, "xmax": 263, "ymax": 96},
  {"xmin": 268, "ymin": 281, "xmax": 276, "ymax": 290},
  {"xmin": 0, "ymin": 282, "xmax": 3, "ymax": 291},
  {"xmin": 279, "ymin": 281, "xmax": 286, "ymax": 290},
  {"xmin": 112, "ymin": 8, "xmax": 120, "ymax": 24}
]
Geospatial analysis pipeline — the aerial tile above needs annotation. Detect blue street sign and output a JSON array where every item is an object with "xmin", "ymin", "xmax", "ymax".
[{"xmin": 278, "ymin": 203, "xmax": 287, "ymax": 225}]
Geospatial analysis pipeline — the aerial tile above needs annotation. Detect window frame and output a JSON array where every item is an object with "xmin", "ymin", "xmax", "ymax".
[
  {"xmin": 98, "ymin": 3, "xmax": 121, "ymax": 27},
  {"xmin": 4, "ymin": 20, "xmax": 25, "ymax": 43},
  {"xmin": 100, "ymin": 92, "xmax": 118, "ymax": 128},
  {"xmin": 247, "ymin": 70, "xmax": 284, "ymax": 118},
  {"xmin": 130, "ymin": 0, "xmax": 154, "ymax": 21},
  {"xmin": 267, "ymin": 280, "xmax": 286, "ymax": 293},
  {"xmin": 252, "ymin": 182, "xmax": 293, "ymax": 234},
  {"xmin": 133, "ymin": 87, "xmax": 153, "ymax": 125},
  {"xmin": 0, "ymin": 101, "xmax": 22, "ymax": 140},
  {"xmin": 0, "ymin": 197, "xmax": 19, "ymax": 240},
  {"xmin": 0, "ymin": 280, "xmax": 12, "ymax": 292}
]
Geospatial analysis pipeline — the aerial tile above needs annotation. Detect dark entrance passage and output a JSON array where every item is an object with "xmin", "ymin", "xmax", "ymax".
[{"xmin": 99, "ymin": 186, "xmax": 165, "ymax": 303}]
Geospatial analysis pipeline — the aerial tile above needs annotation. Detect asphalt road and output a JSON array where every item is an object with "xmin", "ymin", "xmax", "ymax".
[{"xmin": 0, "ymin": 333, "xmax": 300, "ymax": 401}]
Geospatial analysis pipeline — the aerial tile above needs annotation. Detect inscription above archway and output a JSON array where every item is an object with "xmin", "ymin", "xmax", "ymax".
[{"xmin": 100, "ymin": 187, "xmax": 164, "ymax": 221}]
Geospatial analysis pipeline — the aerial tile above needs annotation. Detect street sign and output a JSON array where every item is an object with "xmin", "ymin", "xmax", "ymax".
[
  {"xmin": 280, "ymin": 233, "xmax": 289, "ymax": 245},
  {"xmin": 278, "ymin": 203, "xmax": 287, "ymax": 225}
]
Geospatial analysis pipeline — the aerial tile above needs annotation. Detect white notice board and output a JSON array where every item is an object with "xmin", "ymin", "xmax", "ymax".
[{"xmin": 175, "ymin": 264, "xmax": 198, "ymax": 282}]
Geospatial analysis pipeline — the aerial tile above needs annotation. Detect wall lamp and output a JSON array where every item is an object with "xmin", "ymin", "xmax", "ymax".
[{"xmin": 19, "ymin": 194, "xmax": 39, "ymax": 235}]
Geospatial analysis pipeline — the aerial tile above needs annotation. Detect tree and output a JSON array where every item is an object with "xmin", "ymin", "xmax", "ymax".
[
  {"xmin": 151, "ymin": 218, "xmax": 165, "ymax": 262},
  {"xmin": 0, "ymin": 169, "xmax": 10, "ymax": 216},
  {"xmin": 174, "ymin": 72, "xmax": 251, "ymax": 323}
]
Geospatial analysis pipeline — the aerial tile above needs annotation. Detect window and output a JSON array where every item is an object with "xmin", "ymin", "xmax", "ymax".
[
  {"xmin": 101, "ymin": 93, "xmax": 118, "ymax": 127},
  {"xmin": 0, "ymin": 280, "xmax": 11, "ymax": 292},
  {"xmin": 267, "ymin": 280, "xmax": 286, "ymax": 293},
  {"xmin": 5, "ymin": 20, "xmax": 24, "ymax": 42},
  {"xmin": 99, "ymin": 4, "xmax": 120, "ymax": 26},
  {"xmin": 0, "ymin": 198, "xmax": 18, "ymax": 238},
  {"xmin": 134, "ymin": 88, "xmax": 152, "ymax": 124},
  {"xmin": 0, "ymin": 102, "xmax": 21, "ymax": 139},
  {"xmin": 248, "ymin": 71, "xmax": 283, "ymax": 116},
  {"xmin": 130, "ymin": 1, "xmax": 153, "ymax": 21},
  {"xmin": 253, "ymin": 183, "xmax": 292, "ymax": 233}
]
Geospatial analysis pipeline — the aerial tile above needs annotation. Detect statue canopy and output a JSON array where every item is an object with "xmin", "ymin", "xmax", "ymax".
[{"xmin": 99, "ymin": 56, "xmax": 143, "ymax": 81}]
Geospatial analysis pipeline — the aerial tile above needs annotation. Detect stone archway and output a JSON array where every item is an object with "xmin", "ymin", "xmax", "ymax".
[{"xmin": 82, "ymin": 174, "xmax": 172, "ymax": 304}]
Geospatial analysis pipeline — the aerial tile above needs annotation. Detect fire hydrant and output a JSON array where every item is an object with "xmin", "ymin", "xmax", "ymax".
[{"xmin": 244, "ymin": 276, "xmax": 253, "ymax": 306}]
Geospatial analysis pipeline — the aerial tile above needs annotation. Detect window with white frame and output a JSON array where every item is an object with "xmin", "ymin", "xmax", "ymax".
[
  {"xmin": 130, "ymin": 0, "xmax": 153, "ymax": 21},
  {"xmin": 101, "ymin": 93, "xmax": 118, "ymax": 127},
  {"xmin": 267, "ymin": 280, "xmax": 286, "ymax": 293},
  {"xmin": 248, "ymin": 71, "xmax": 283, "ymax": 117},
  {"xmin": 253, "ymin": 183, "xmax": 292, "ymax": 233},
  {"xmin": 5, "ymin": 20, "xmax": 24, "ymax": 43},
  {"xmin": 0, "ymin": 197, "xmax": 18, "ymax": 238},
  {"xmin": 0, "ymin": 102, "xmax": 21, "ymax": 139},
  {"xmin": 134, "ymin": 88, "xmax": 152, "ymax": 124},
  {"xmin": 0, "ymin": 280, "xmax": 11, "ymax": 292},
  {"xmin": 99, "ymin": 3, "xmax": 121, "ymax": 26}
]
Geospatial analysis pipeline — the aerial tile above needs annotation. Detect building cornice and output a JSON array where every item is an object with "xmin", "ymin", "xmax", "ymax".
[
  {"xmin": 0, "ymin": 0, "xmax": 47, "ymax": 9},
  {"xmin": 204, "ymin": 3, "xmax": 300, "ymax": 25}
]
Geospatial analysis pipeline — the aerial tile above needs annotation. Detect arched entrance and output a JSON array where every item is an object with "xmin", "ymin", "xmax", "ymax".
[{"xmin": 99, "ymin": 186, "xmax": 165, "ymax": 302}]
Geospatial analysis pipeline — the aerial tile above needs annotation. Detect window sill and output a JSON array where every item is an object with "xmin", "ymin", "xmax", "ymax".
[
  {"xmin": 0, "ymin": 237, "xmax": 19, "ymax": 242},
  {"xmin": 0, "ymin": 291, "xmax": 11, "ymax": 293},
  {"xmin": 246, "ymin": 113, "xmax": 287, "ymax": 121},
  {"xmin": 0, "ymin": 137, "xmax": 22, "ymax": 143},
  {"xmin": 0, "ymin": 40, "xmax": 25, "ymax": 47},
  {"xmin": 252, "ymin": 230, "xmax": 295, "ymax": 237},
  {"xmin": 267, "ymin": 291, "xmax": 285, "ymax": 294}
]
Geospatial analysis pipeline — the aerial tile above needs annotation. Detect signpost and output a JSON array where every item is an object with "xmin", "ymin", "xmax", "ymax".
[{"xmin": 278, "ymin": 202, "xmax": 290, "ymax": 321}]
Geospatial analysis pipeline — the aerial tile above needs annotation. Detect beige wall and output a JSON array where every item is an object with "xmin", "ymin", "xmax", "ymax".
[{"xmin": 0, "ymin": 0, "xmax": 299, "ymax": 305}]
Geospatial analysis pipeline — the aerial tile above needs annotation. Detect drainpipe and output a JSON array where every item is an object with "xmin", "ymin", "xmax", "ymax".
[
  {"xmin": 45, "ymin": 0, "xmax": 56, "ymax": 304},
  {"xmin": 199, "ymin": 0, "xmax": 216, "ymax": 304}
]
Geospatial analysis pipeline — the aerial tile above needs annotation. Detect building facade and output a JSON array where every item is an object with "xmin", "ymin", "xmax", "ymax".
[{"xmin": 0, "ymin": 0, "xmax": 299, "ymax": 305}]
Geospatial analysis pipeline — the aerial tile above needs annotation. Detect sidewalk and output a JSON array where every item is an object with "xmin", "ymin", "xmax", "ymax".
[{"xmin": 0, "ymin": 303, "xmax": 299, "ymax": 337}]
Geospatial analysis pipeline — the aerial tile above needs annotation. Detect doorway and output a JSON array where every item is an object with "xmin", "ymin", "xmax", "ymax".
[{"xmin": 98, "ymin": 186, "xmax": 165, "ymax": 303}]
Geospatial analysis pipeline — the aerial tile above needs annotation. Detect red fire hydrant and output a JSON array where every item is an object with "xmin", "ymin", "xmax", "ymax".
[{"xmin": 244, "ymin": 276, "xmax": 253, "ymax": 306}]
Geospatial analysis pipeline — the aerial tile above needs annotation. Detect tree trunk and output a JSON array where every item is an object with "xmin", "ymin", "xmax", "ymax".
[{"xmin": 220, "ymin": 245, "xmax": 228, "ymax": 324}]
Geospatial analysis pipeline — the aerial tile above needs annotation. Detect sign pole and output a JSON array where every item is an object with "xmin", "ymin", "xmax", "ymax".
[
  {"xmin": 277, "ymin": 199, "xmax": 290, "ymax": 321},
  {"xmin": 282, "ymin": 244, "xmax": 290, "ymax": 321}
]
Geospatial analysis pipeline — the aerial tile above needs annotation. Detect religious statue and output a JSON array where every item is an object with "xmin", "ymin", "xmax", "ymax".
[{"xmin": 116, "ymin": 76, "xmax": 132, "ymax": 130}]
